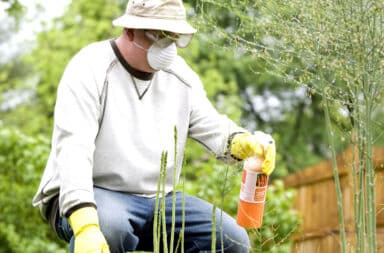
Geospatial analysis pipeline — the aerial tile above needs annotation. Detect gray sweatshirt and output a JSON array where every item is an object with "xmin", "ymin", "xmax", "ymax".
[{"xmin": 32, "ymin": 39, "xmax": 245, "ymax": 218}]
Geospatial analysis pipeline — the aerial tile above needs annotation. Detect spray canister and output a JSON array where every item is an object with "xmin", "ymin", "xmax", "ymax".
[{"xmin": 236, "ymin": 155, "xmax": 269, "ymax": 228}]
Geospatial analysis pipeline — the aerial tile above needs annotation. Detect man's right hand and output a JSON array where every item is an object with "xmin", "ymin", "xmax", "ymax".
[
  {"xmin": 69, "ymin": 207, "xmax": 110, "ymax": 253},
  {"xmin": 230, "ymin": 131, "xmax": 276, "ymax": 175}
]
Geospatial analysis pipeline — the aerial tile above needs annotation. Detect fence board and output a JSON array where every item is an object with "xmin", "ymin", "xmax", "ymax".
[{"xmin": 283, "ymin": 146, "xmax": 384, "ymax": 253}]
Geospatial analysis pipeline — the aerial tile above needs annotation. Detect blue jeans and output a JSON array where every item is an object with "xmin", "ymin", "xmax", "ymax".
[{"xmin": 55, "ymin": 187, "xmax": 250, "ymax": 253}]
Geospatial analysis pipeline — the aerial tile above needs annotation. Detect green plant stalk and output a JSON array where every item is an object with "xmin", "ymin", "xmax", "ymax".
[
  {"xmin": 161, "ymin": 151, "xmax": 169, "ymax": 253},
  {"xmin": 358, "ymin": 125, "xmax": 366, "ymax": 253},
  {"xmin": 218, "ymin": 166, "xmax": 230, "ymax": 252},
  {"xmin": 322, "ymin": 91, "xmax": 347, "ymax": 253},
  {"xmin": 211, "ymin": 205, "xmax": 217, "ymax": 252},
  {"xmin": 175, "ymin": 151, "xmax": 186, "ymax": 253},
  {"xmin": 364, "ymin": 4, "xmax": 379, "ymax": 250},
  {"xmin": 153, "ymin": 151, "xmax": 168, "ymax": 253},
  {"xmin": 174, "ymin": 170, "xmax": 185, "ymax": 253},
  {"xmin": 351, "ymin": 135, "xmax": 361, "ymax": 253},
  {"xmin": 356, "ymin": 6, "xmax": 379, "ymax": 248},
  {"xmin": 356, "ymin": 94, "xmax": 368, "ymax": 253},
  {"xmin": 153, "ymin": 157, "xmax": 162, "ymax": 253},
  {"xmin": 181, "ymin": 170, "xmax": 185, "ymax": 253},
  {"xmin": 353, "ymin": 92, "xmax": 367, "ymax": 253},
  {"xmin": 364, "ymin": 96, "xmax": 376, "ymax": 253},
  {"xmin": 337, "ymin": 2, "xmax": 360, "ymax": 248},
  {"xmin": 170, "ymin": 127, "xmax": 178, "ymax": 253}
]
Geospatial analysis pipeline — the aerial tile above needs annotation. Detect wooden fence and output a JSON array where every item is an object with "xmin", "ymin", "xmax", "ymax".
[{"xmin": 282, "ymin": 146, "xmax": 384, "ymax": 253}]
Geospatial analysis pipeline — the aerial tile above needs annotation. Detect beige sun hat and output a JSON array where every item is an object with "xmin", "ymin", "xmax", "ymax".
[{"xmin": 113, "ymin": 0, "xmax": 197, "ymax": 35}]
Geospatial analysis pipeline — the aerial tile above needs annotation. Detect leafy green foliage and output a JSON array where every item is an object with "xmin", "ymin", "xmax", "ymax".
[
  {"xmin": 186, "ymin": 165, "xmax": 299, "ymax": 253},
  {"xmin": 0, "ymin": 0, "xmax": 25, "ymax": 28},
  {"xmin": 247, "ymin": 180, "xmax": 299, "ymax": 253},
  {"xmin": 0, "ymin": 127, "xmax": 65, "ymax": 252},
  {"xmin": 185, "ymin": 0, "xmax": 334, "ymax": 175},
  {"xmin": 192, "ymin": 0, "xmax": 384, "ymax": 149},
  {"xmin": 0, "ymin": 1, "xmax": 35, "ymax": 133}
]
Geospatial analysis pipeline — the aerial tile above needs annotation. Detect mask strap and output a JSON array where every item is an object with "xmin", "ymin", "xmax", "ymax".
[{"xmin": 132, "ymin": 41, "xmax": 148, "ymax": 52}]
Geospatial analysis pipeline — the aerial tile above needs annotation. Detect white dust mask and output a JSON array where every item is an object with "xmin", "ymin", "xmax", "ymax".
[
  {"xmin": 133, "ymin": 38, "xmax": 177, "ymax": 71},
  {"xmin": 147, "ymin": 39, "xmax": 177, "ymax": 71}
]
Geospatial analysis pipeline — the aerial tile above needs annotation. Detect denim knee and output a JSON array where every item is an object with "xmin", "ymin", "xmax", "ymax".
[
  {"xmin": 221, "ymin": 226, "xmax": 250, "ymax": 253},
  {"xmin": 98, "ymin": 211, "xmax": 139, "ymax": 252},
  {"xmin": 218, "ymin": 212, "xmax": 250, "ymax": 253}
]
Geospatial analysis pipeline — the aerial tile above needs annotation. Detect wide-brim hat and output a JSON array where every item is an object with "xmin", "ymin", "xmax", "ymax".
[{"xmin": 113, "ymin": 0, "xmax": 197, "ymax": 35}]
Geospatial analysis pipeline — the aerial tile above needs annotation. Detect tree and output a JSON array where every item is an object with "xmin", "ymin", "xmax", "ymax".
[
  {"xmin": 192, "ymin": 0, "xmax": 384, "ymax": 252},
  {"xmin": 1, "ymin": 0, "xmax": 47, "ymax": 135}
]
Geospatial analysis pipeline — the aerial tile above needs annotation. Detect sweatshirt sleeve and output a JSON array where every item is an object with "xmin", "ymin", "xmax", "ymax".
[
  {"xmin": 52, "ymin": 50, "xmax": 101, "ymax": 216},
  {"xmin": 188, "ymin": 74, "xmax": 247, "ymax": 163}
]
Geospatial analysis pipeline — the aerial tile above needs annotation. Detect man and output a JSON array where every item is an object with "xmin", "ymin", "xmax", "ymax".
[{"xmin": 32, "ymin": 0, "xmax": 276, "ymax": 252}]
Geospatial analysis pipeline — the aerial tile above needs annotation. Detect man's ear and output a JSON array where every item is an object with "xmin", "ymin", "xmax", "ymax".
[{"xmin": 125, "ymin": 28, "xmax": 134, "ymax": 41}]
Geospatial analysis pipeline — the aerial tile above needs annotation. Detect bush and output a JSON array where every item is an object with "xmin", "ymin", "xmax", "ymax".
[
  {"xmin": 185, "ymin": 161, "xmax": 300, "ymax": 253},
  {"xmin": 0, "ymin": 127, "xmax": 65, "ymax": 252}
]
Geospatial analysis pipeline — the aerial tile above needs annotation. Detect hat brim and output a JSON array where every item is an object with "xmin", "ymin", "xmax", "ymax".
[{"xmin": 112, "ymin": 14, "xmax": 197, "ymax": 34}]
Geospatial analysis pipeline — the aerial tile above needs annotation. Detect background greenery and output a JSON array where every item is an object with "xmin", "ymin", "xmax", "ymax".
[{"xmin": 1, "ymin": 0, "xmax": 382, "ymax": 252}]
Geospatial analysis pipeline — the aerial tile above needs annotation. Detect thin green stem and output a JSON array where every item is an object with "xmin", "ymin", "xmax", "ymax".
[
  {"xmin": 355, "ymin": 90, "xmax": 366, "ymax": 253},
  {"xmin": 211, "ymin": 205, "xmax": 217, "ymax": 253},
  {"xmin": 322, "ymin": 90, "xmax": 347, "ymax": 253},
  {"xmin": 351, "ymin": 141, "xmax": 361, "ymax": 253},
  {"xmin": 364, "ymin": 93, "xmax": 376, "ymax": 253},
  {"xmin": 175, "ymin": 157, "xmax": 186, "ymax": 253},
  {"xmin": 358, "ymin": 123, "xmax": 366, "ymax": 253},
  {"xmin": 170, "ymin": 127, "xmax": 178, "ymax": 253},
  {"xmin": 161, "ymin": 152, "xmax": 169, "ymax": 253},
  {"xmin": 219, "ymin": 166, "xmax": 230, "ymax": 252},
  {"xmin": 153, "ymin": 152, "xmax": 165, "ymax": 253},
  {"xmin": 181, "ymin": 172, "xmax": 185, "ymax": 253}
]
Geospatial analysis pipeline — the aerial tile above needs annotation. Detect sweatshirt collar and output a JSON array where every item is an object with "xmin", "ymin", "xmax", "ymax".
[{"xmin": 110, "ymin": 39, "xmax": 154, "ymax": 81}]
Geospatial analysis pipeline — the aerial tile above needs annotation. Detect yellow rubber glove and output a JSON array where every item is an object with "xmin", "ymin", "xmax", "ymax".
[
  {"xmin": 69, "ymin": 207, "xmax": 110, "ymax": 253},
  {"xmin": 261, "ymin": 140, "xmax": 276, "ymax": 175},
  {"xmin": 230, "ymin": 131, "xmax": 276, "ymax": 175}
]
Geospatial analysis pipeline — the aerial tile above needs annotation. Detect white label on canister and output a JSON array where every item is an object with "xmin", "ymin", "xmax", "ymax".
[{"xmin": 239, "ymin": 170, "xmax": 268, "ymax": 203}]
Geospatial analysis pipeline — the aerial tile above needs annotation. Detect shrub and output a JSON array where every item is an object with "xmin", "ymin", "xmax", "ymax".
[{"xmin": 0, "ymin": 127, "xmax": 65, "ymax": 252}]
